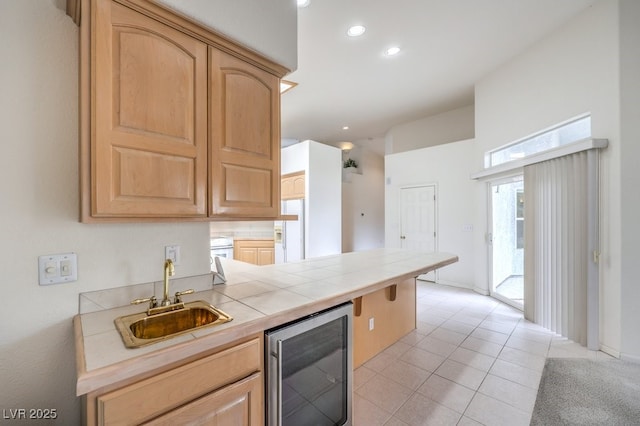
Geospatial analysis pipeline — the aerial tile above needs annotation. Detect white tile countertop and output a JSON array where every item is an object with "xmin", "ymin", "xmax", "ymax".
[{"xmin": 74, "ymin": 248, "xmax": 458, "ymax": 395}]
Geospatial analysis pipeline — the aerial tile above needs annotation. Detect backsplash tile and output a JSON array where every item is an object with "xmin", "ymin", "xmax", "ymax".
[{"xmin": 79, "ymin": 272, "xmax": 215, "ymax": 314}]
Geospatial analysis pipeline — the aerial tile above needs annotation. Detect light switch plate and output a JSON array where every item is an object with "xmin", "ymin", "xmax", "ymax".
[{"xmin": 38, "ymin": 253, "xmax": 78, "ymax": 285}]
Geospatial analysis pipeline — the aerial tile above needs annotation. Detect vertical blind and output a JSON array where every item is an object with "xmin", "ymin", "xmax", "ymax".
[{"xmin": 523, "ymin": 150, "xmax": 599, "ymax": 348}]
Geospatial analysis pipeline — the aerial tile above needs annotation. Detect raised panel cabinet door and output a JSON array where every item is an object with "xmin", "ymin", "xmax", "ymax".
[
  {"xmin": 143, "ymin": 372, "xmax": 264, "ymax": 426},
  {"xmin": 281, "ymin": 172, "xmax": 305, "ymax": 200},
  {"xmin": 257, "ymin": 248, "xmax": 274, "ymax": 265},
  {"xmin": 209, "ymin": 47, "xmax": 280, "ymax": 218},
  {"xmin": 93, "ymin": 0, "xmax": 207, "ymax": 217},
  {"xmin": 239, "ymin": 248, "xmax": 258, "ymax": 265},
  {"xmin": 281, "ymin": 176, "xmax": 294, "ymax": 200},
  {"xmin": 292, "ymin": 175, "xmax": 305, "ymax": 198}
]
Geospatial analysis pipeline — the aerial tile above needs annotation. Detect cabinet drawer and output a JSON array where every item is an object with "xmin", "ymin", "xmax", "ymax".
[
  {"xmin": 143, "ymin": 372, "xmax": 263, "ymax": 426},
  {"xmin": 97, "ymin": 337, "xmax": 262, "ymax": 425}
]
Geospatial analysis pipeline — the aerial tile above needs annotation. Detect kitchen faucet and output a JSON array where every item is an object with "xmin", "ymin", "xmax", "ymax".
[
  {"xmin": 131, "ymin": 258, "xmax": 194, "ymax": 313},
  {"xmin": 161, "ymin": 259, "xmax": 175, "ymax": 306}
]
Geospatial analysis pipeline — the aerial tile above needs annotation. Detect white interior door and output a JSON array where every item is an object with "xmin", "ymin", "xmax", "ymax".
[{"xmin": 400, "ymin": 185, "xmax": 436, "ymax": 281}]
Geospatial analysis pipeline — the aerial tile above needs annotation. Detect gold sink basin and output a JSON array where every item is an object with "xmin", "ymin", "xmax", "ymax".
[{"xmin": 115, "ymin": 301, "xmax": 233, "ymax": 348}]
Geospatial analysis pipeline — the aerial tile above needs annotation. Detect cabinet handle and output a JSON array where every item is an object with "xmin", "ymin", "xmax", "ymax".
[{"xmin": 276, "ymin": 339, "xmax": 283, "ymax": 426}]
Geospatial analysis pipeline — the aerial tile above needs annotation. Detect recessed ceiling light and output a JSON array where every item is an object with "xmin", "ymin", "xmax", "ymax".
[
  {"xmin": 297, "ymin": 0, "xmax": 310, "ymax": 7},
  {"xmin": 385, "ymin": 46, "xmax": 401, "ymax": 56},
  {"xmin": 347, "ymin": 25, "xmax": 366, "ymax": 37},
  {"xmin": 343, "ymin": 126, "xmax": 350, "ymax": 130}
]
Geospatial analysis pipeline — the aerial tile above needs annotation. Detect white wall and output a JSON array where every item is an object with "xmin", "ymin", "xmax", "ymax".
[
  {"xmin": 473, "ymin": 0, "xmax": 622, "ymax": 356},
  {"xmin": 281, "ymin": 141, "xmax": 342, "ymax": 258},
  {"xmin": 619, "ymin": 0, "xmax": 640, "ymax": 361},
  {"xmin": 341, "ymin": 146, "xmax": 385, "ymax": 252},
  {"xmin": 155, "ymin": 0, "xmax": 297, "ymax": 71},
  {"xmin": 385, "ymin": 105, "xmax": 475, "ymax": 155},
  {"xmin": 0, "ymin": 1, "xmax": 293, "ymax": 422},
  {"xmin": 385, "ymin": 139, "xmax": 478, "ymax": 289}
]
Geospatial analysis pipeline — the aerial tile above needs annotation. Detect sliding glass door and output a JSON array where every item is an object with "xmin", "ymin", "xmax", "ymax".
[{"xmin": 488, "ymin": 176, "xmax": 524, "ymax": 309}]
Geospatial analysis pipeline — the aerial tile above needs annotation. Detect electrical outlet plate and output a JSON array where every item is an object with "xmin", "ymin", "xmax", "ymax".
[
  {"xmin": 165, "ymin": 245, "xmax": 181, "ymax": 265},
  {"xmin": 38, "ymin": 253, "xmax": 78, "ymax": 285},
  {"xmin": 368, "ymin": 317, "xmax": 375, "ymax": 331}
]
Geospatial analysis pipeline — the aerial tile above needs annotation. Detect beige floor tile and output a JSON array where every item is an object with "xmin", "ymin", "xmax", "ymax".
[
  {"xmin": 434, "ymin": 359, "xmax": 487, "ymax": 390},
  {"xmin": 439, "ymin": 319, "xmax": 476, "ymax": 336},
  {"xmin": 419, "ymin": 313, "xmax": 449, "ymax": 327},
  {"xmin": 354, "ymin": 366, "xmax": 376, "ymax": 390},
  {"xmin": 355, "ymin": 375, "xmax": 413, "ymax": 414},
  {"xmin": 353, "ymin": 393, "xmax": 392, "ymax": 426},
  {"xmin": 464, "ymin": 393, "xmax": 531, "ymax": 426},
  {"xmin": 400, "ymin": 347, "xmax": 447, "ymax": 372},
  {"xmin": 415, "ymin": 321, "xmax": 438, "ymax": 335},
  {"xmin": 383, "ymin": 341, "xmax": 413, "ymax": 359},
  {"xmin": 456, "ymin": 416, "xmax": 484, "ymax": 426},
  {"xmin": 478, "ymin": 319, "xmax": 517, "ymax": 334},
  {"xmin": 377, "ymin": 283, "xmax": 598, "ymax": 426},
  {"xmin": 383, "ymin": 417, "xmax": 410, "ymax": 426},
  {"xmin": 510, "ymin": 326, "xmax": 554, "ymax": 344},
  {"xmin": 448, "ymin": 347, "xmax": 496, "ymax": 372},
  {"xmin": 400, "ymin": 330, "xmax": 426, "ymax": 345},
  {"xmin": 498, "ymin": 346, "xmax": 546, "ymax": 371},
  {"xmin": 478, "ymin": 374, "xmax": 538, "ymax": 413},
  {"xmin": 505, "ymin": 335, "xmax": 550, "ymax": 357},
  {"xmin": 460, "ymin": 336, "xmax": 503, "ymax": 357},
  {"xmin": 364, "ymin": 351, "xmax": 398, "ymax": 373},
  {"xmin": 547, "ymin": 339, "xmax": 597, "ymax": 359},
  {"xmin": 430, "ymin": 327, "xmax": 468, "ymax": 345},
  {"xmin": 488, "ymin": 359, "xmax": 542, "ymax": 389},
  {"xmin": 415, "ymin": 336, "xmax": 458, "ymax": 358},
  {"xmin": 423, "ymin": 304, "xmax": 460, "ymax": 314},
  {"xmin": 469, "ymin": 327, "xmax": 509, "ymax": 345},
  {"xmin": 394, "ymin": 393, "xmax": 462, "ymax": 426},
  {"xmin": 449, "ymin": 313, "xmax": 485, "ymax": 327},
  {"xmin": 380, "ymin": 359, "xmax": 432, "ymax": 391},
  {"xmin": 417, "ymin": 374, "xmax": 475, "ymax": 414},
  {"xmin": 515, "ymin": 319, "xmax": 554, "ymax": 333},
  {"xmin": 492, "ymin": 303, "xmax": 524, "ymax": 318}
]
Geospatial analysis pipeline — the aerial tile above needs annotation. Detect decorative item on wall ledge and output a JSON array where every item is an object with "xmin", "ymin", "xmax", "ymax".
[
  {"xmin": 343, "ymin": 158, "xmax": 358, "ymax": 169},
  {"xmin": 342, "ymin": 158, "xmax": 361, "ymax": 183}
]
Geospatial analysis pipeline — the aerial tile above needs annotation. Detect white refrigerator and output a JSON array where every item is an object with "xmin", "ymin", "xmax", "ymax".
[{"xmin": 274, "ymin": 199, "xmax": 304, "ymax": 263}]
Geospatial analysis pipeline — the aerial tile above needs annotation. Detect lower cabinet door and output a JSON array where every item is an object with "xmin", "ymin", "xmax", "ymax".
[
  {"xmin": 257, "ymin": 248, "xmax": 274, "ymax": 266},
  {"xmin": 143, "ymin": 372, "xmax": 263, "ymax": 426}
]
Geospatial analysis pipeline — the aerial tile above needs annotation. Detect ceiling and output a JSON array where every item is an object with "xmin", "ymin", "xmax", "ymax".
[{"xmin": 280, "ymin": 0, "xmax": 596, "ymax": 155}]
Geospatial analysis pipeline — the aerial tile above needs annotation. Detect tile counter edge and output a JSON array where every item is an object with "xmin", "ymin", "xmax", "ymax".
[{"xmin": 74, "ymin": 249, "xmax": 458, "ymax": 395}]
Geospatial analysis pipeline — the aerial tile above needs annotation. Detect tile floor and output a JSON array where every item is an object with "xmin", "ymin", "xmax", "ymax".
[
  {"xmin": 353, "ymin": 281, "xmax": 613, "ymax": 426},
  {"xmin": 494, "ymin": 275, "xmax": 524, "ymax": 306}
]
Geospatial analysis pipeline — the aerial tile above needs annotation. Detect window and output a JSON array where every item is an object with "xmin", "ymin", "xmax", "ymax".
[{"xmin": 486, "ymin": 115, "xmax": 591, "ymax": 168}]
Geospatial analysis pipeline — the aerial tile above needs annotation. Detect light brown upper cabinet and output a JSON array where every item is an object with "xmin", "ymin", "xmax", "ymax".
[
  {"xmin": 209, "ymin": 49, "xmax": 280, "ymax": 218},
  {"xmin": 70, "ymin": 0, "xmax": 287, "ymax": 222},
  {"xmin": 281, "ymin": 172, "xmax": 305, "ymax": 200}
]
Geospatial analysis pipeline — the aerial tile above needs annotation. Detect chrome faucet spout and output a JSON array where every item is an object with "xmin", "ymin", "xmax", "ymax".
[{"xmin": 161, "ymin": 259, "xmax": 175, "ymax": 306}]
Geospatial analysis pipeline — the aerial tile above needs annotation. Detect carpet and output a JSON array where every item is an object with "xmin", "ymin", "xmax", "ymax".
[{"xmin": 531, "ymin": 358, "xmax": 640, "ymax": 425}]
